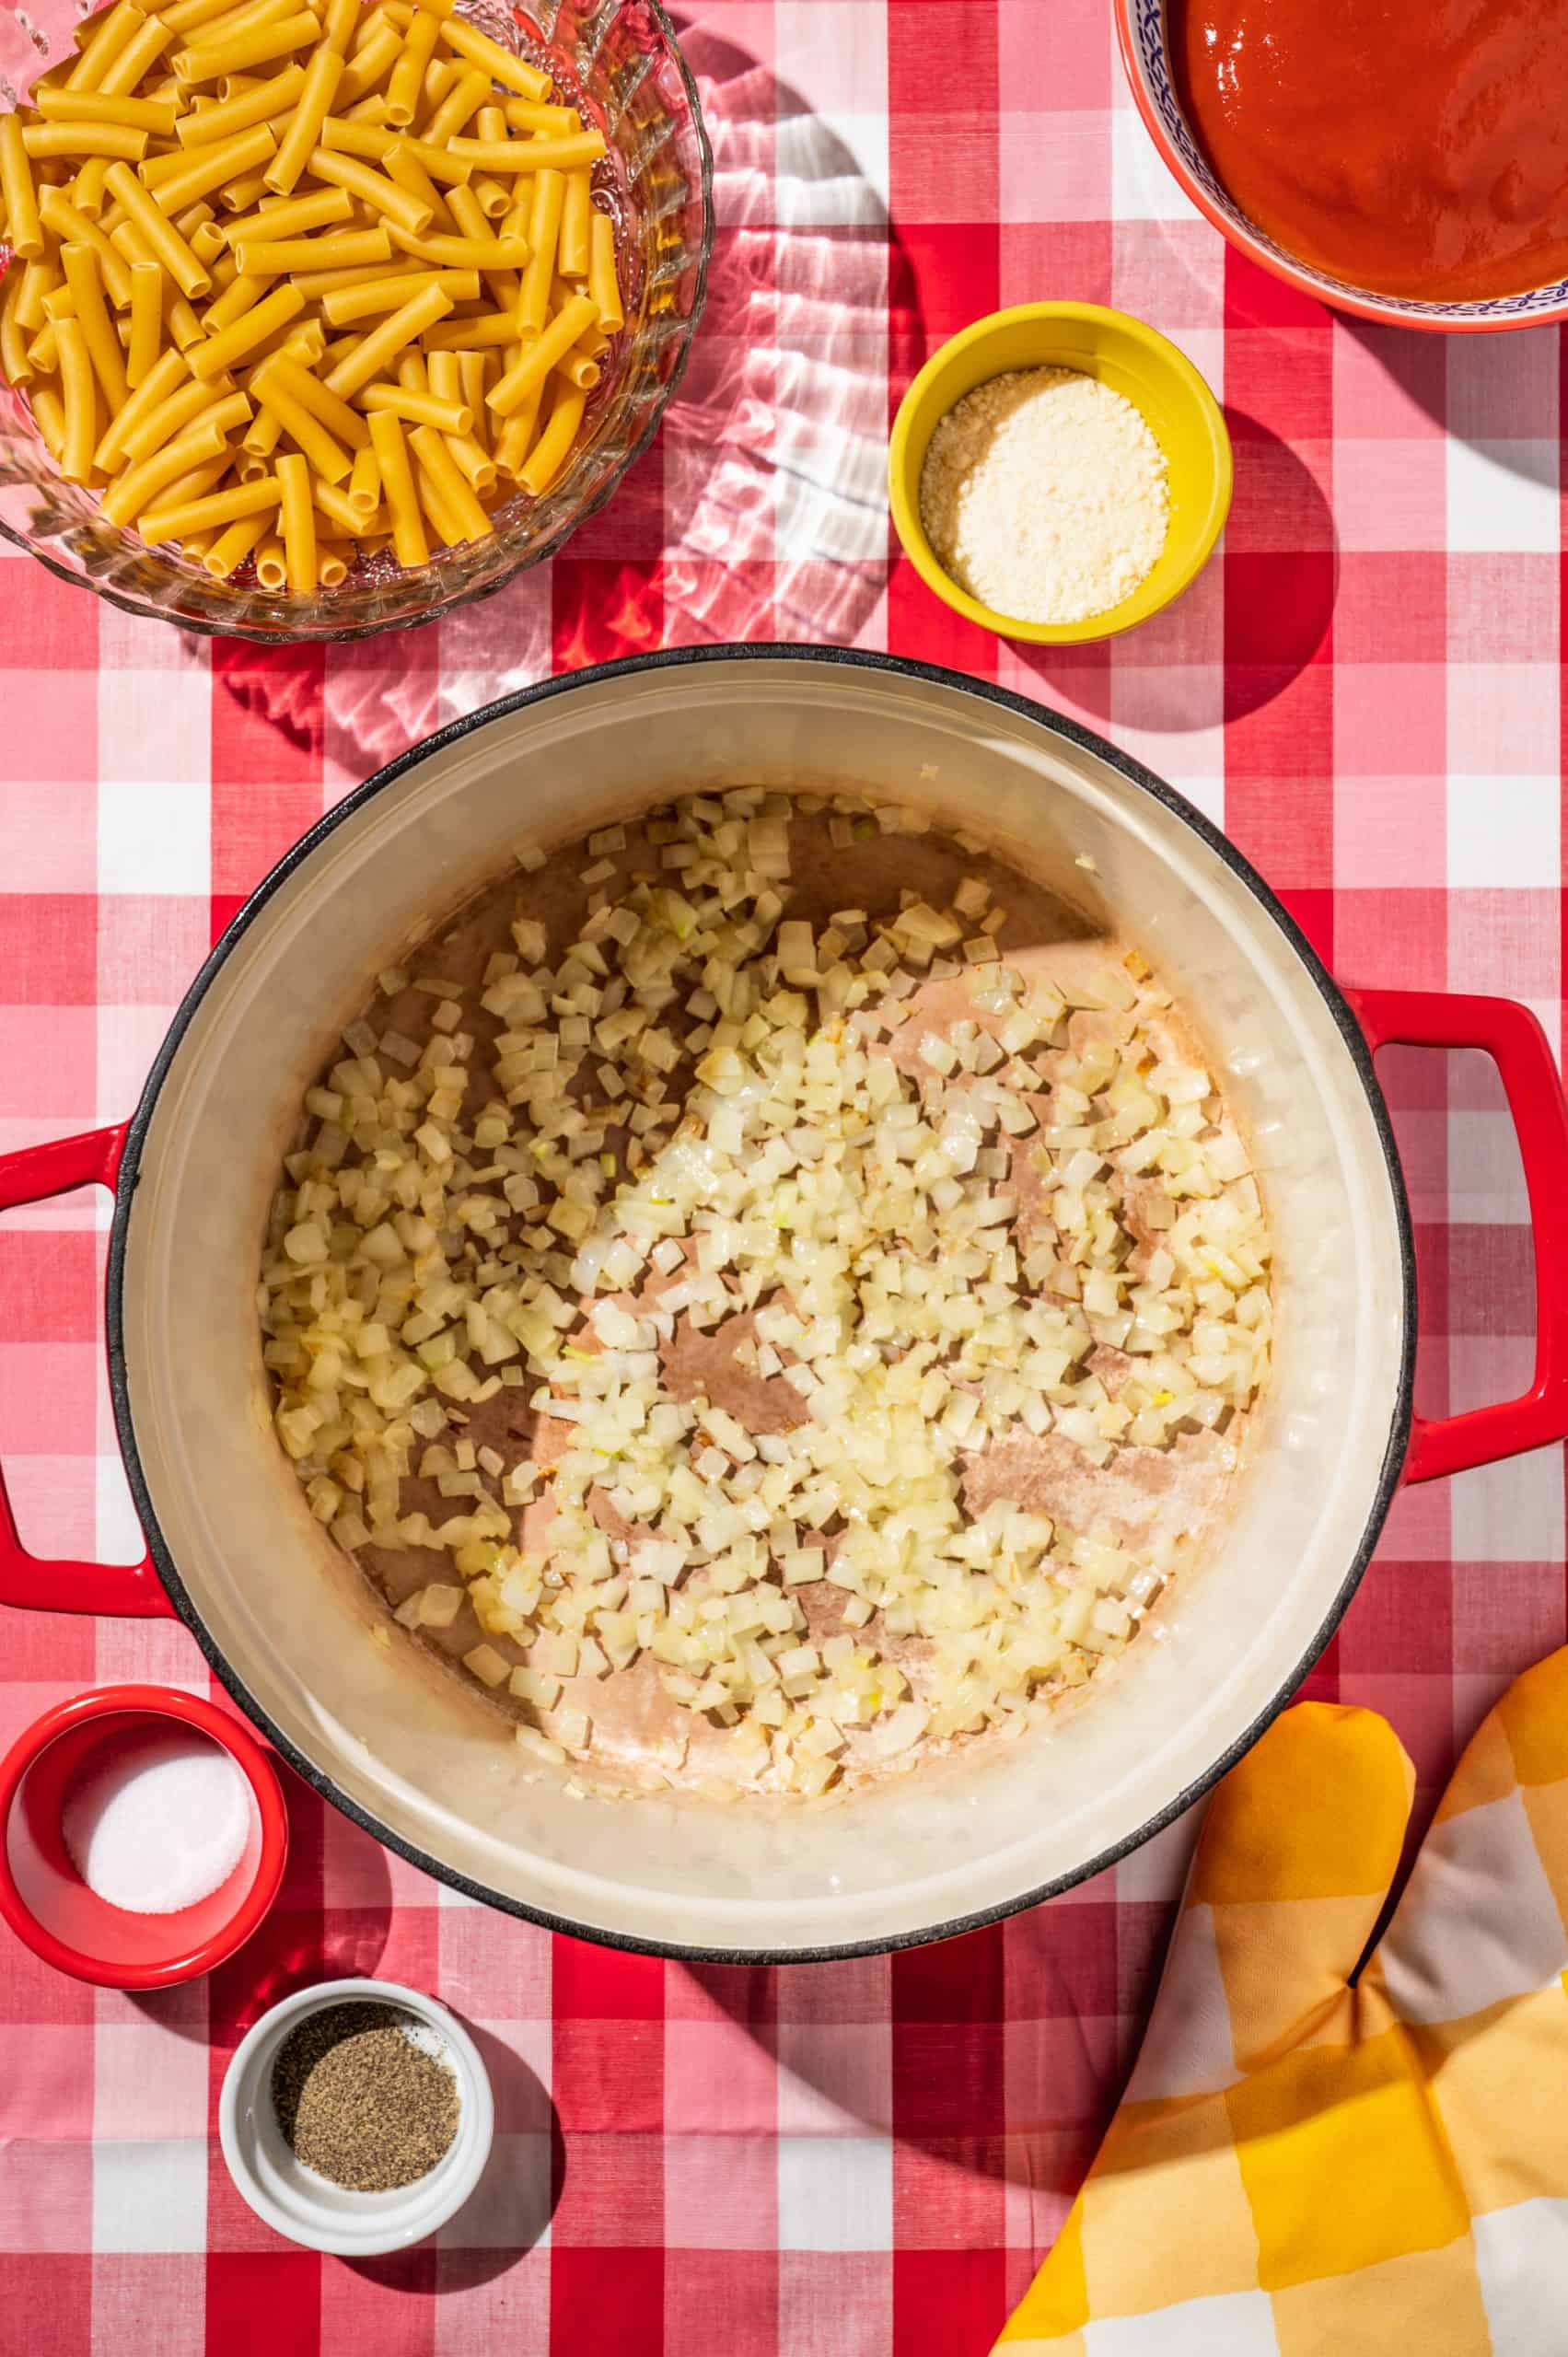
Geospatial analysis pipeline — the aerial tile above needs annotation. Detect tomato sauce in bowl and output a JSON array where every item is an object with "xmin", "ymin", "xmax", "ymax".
[{"xmin": 1170, "ymin": 0, "xmax": 1568, "ymax": 303}]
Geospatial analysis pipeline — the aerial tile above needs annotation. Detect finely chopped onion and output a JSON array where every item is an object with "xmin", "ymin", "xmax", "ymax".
[{"xmin": 260, "ymin": 791, "xmax": 1272, "ymax": 1798}]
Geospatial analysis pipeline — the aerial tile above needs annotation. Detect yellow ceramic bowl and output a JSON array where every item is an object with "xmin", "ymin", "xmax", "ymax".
[{"xmin": 888, "ymin": 302, "xmax": 1232, "ymax": 645}]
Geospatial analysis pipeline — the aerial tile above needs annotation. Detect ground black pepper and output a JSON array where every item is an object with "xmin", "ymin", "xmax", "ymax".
[{"xmin": 271, "ymin": 2001, "xmax": 460, "ymax": 2193}]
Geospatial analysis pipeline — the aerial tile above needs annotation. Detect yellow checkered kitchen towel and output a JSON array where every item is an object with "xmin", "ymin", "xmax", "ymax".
[{"xmin": 997, "ymin": 1647, "xmax": 1568, "ymax": 2355}]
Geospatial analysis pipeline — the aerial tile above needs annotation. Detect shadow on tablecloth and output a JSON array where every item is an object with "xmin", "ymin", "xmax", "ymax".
[
  {"xmin": 1338, "ymin": 312, "xmax": 1562, "ymax": 482},
  {"xmin": 677, "ymin": 1863, "xmax": 1189, "ymax": 2248},
  {"xmin": 200, "ymin": 20, "xmax": 917, "ymax": 783},
  {"xmin": 342, "ymin": 2022, "xmax": 563, "ymax": 2293},
  {"xmin": 1014, "ymin": 412, "xmax": 1340, "ymax": 734}
]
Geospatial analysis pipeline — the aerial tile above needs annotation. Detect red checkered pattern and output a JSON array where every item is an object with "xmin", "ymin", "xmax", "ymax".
[{"xmin": 1, "ymin": 2, "xmax": 1563, "ymax": 2350}]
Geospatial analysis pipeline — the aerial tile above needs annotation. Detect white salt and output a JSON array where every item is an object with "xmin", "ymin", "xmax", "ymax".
[{"xmin": 62, "ymin": 1731, "xmax": 252, "ymax": 1915}]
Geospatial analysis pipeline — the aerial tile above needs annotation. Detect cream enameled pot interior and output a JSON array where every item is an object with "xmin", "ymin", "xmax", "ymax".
[{"xmin": 116, "ymin": 655, "xmax": 1408, "ymax": 1955}]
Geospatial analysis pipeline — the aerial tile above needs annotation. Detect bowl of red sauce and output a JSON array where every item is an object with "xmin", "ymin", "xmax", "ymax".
[{"xmin": 1116, "ymin": 0, "xmax": 1568, "ymax": 331}]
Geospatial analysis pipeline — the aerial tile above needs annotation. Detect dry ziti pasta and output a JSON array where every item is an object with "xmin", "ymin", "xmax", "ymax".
[{"xmin": 0, "ymin": 0, "xmax": 628, "ymax": 592}]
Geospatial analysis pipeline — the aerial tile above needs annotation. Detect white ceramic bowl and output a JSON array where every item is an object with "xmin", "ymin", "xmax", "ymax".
[{"xmin": 218, "ymin": 1976, "xmax": 494, "ymax": 2256}]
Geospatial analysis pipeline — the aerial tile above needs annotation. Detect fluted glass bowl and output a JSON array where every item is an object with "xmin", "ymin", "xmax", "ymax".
[{"xmin": 0, "ymin": 0, "xmax": 712, "ymax": 640}]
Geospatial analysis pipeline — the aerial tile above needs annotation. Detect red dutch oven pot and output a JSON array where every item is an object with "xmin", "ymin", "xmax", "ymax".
[{"xmin": 0, "ymin": 649, "xmax": 1564, "ymax": 1959}]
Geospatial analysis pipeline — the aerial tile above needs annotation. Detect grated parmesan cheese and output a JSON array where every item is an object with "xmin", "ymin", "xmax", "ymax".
[{"xmin": 919, "ymin": 366, "xmax": 1169, "ymax": 625}]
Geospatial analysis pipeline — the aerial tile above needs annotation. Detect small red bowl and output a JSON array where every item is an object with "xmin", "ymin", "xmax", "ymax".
[{"xmin": 0, "ymin": 1685, "xmax": 288, "ymax": 1989}]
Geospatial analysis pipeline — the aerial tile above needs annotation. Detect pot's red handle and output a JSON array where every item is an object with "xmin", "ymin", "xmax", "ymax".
[
  {"xmin": 0, "ymin": 1125, "xmax": 171, "ymax": 1615},
  {"xmin": 1346, "ymin": 987, "xmax": 1568, "ymax": 1486}
]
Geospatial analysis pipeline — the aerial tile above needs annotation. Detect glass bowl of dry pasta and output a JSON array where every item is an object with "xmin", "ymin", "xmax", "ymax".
[{"xmin": 0, "ymin": 0, "xmax": 711, "ymax": 639}]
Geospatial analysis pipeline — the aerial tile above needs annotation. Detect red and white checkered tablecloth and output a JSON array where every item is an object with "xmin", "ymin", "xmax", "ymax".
[{"xmin": 1, "ymin": 1, "xmax": 1564, "ymax": 2350}]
